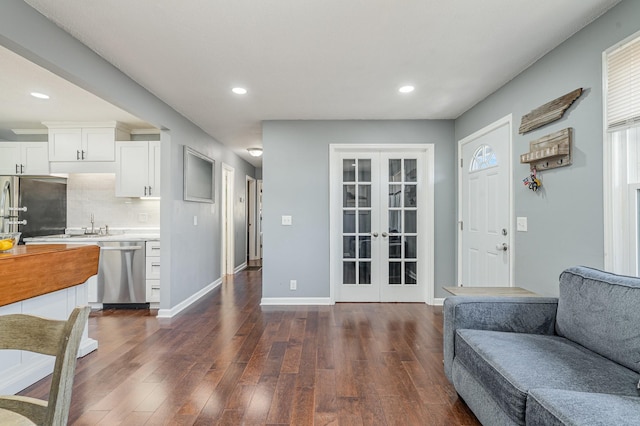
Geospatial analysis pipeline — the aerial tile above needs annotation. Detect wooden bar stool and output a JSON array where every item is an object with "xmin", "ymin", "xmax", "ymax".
[{"xmin": 0, "ymin": 306, "xmax": 90, "ymax": 425}]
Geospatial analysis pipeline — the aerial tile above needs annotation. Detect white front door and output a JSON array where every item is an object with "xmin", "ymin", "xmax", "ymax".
[
  {"xmin": 459, "ymin": 117, "xmax": 512, "ymax": 287},
  {"xmin": 331, "ymin": 145, "xmax": 434, "ymax": 302}
]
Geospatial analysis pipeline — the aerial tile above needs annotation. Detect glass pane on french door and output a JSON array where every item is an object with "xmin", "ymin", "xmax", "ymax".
[
  {"xmin": 341, "ymin": 158, "xmax": 375, "ymax": 288},
  {"xmin": 387, "ymin": 158, "xmax": 418, "ymax": 286}
]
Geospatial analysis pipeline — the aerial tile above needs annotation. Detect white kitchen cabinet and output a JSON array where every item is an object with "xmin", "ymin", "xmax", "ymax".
[
  {"xmin": 45, "ymin": 122, "xmax": 130, "ymax": 162},
  {"xmin": 0, "ymin": 142, "xmax": 49, "ymax": 175},
  {"xmin": 115, "ymin": 141, "xmax": 161, "ymax": 197},
  {"xmin": 145, "ymin": 240, "xmax": 161, "ymax": 307}
]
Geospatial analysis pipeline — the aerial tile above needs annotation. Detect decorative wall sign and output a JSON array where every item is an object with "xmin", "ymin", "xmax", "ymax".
[
  {"xmin": 520, "ymin": 128, "xmax": 572, "ymax": 171},
  {"xmin": 519, "ymin": 88, "xmax": 583, "ymax": 134}
]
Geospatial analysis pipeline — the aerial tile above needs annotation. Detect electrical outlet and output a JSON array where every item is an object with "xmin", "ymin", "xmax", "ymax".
[
  {"xmin": 282, "ymin": 215, "xmax": 292, "ymax": 226},
  {"xmin": 290, "ymin": 279, "xmax": 297, "ymax": 290},
  {"xmin": 193, "ymin": 215, "xmax": 198, "ymax": 226}
]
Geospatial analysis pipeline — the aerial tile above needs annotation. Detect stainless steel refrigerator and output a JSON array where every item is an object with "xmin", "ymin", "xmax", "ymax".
[{"xmin": 0, "ymin": 176, "xmax": 67, "ymax": 241}]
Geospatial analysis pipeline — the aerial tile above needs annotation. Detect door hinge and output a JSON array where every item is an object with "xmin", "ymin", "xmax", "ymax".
[
  {"xmin": 460, "ymin": 158, "xmax": 463, "ymax": 168},
  {"xmin": 459, "ymin": 220, "xmax": 463, "ymax": 231}
]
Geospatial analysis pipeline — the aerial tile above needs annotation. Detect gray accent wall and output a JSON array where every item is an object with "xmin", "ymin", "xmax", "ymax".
[
  {"xmin": 262, "ymin": 120, "xmax": 455, "ymax": 299},
  {"xmin": 455, "ymin": 0, "xmax": 640, "ymax": 296},
  {"xmin": 0, "ymin": 0, "xmax": 255, "ymax": 310}
]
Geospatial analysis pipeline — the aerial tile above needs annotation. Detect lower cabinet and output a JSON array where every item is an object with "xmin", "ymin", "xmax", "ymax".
[{"xmin": 146, "ymin": 241, "xmax": 161, "ymax": 307}]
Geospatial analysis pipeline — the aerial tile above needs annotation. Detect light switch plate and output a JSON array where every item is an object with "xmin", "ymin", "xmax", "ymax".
[
  {"xmin": 517, "ymin": 217, "xmax": 528, "ymax": 232},
  {"xmin": 282, "ymin": 215, "xmax": 292, "ymax": 226}
]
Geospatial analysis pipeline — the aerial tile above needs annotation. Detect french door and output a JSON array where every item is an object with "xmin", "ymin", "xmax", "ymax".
[{"xmin": 330, "ymin": 146, "xmax": 433, "ymax": 302}]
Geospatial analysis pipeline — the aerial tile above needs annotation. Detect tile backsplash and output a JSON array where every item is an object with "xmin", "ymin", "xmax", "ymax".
[{"xmin": 67, "ymin": 173, "xmax": 160, "ymax": 228}]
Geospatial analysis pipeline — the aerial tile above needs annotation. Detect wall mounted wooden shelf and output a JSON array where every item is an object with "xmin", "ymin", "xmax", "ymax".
[
  {"xmin": 519, "ymin": 88, "xmax": 583, "ymax": 134},
  {"xmin": 520, "ymin": 128, "xmax": 572, "ymax": 171}
]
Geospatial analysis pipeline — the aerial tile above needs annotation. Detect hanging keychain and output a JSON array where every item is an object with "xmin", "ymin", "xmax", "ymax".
[{"xmin": 523, "ymin": 168, "xmax": 542, "ymax": 192}]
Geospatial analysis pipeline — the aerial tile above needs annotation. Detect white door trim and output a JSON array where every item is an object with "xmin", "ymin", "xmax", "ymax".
[
  {"xmin": 257, "ymin": 179, "xmax": 263, "ymax": 259},
  {"xmin": 221, "ymin": 163, "xmax": 235, "ymax": 275},
  {"xmin": 457, "ymin": 114, "xmax": 514, "ymax": 287},
  {"xmin": 246, "ymin": 176, "xmax": 258, "ymax": 260},
  {"xmin": 329, "ymin": 143, "xmax": 435, "ymax": 304}
]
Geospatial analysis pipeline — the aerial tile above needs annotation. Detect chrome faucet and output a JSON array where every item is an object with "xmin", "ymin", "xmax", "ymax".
[{"xmin": 88, "ymin": 213, "xmax": 96, "ymax": 234}]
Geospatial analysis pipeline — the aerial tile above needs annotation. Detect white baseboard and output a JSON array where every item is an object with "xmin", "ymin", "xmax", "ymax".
[
  {"xmin": 234, "ymin": 262, "xmax": 247, "ymax": 274},
  {"xmin": 78, "ymin": 338, "xmax": 98, "ymax": 357},
  {"xmin": 432, "ymin": 297, "xmax": 445, "ymax": 306},
  {"xmin": 260, "ymin": 297, "xmax": 333, "ymax": 306},
  {"xmin": 157, "ymin": 278, "xmax": 222, "ymax": 318}
]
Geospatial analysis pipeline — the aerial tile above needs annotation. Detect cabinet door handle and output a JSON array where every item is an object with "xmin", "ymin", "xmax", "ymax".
[
  {"xmin": 144, "ymin": 186, "xmax": 148, "ymax": 196},
  {"xmin": 77, "ymin": 150, "xmax": 80, "ymax": 160},
  {"xmin": 151, "ymin": 262, "xmax": 161, "ymax": 267},
  {"xmin": 15, "ymin": 164, "xmax": 19, "ymax": 174},
  {"xmin": 81, "ymin": 150, "xmax": 86, "ymax": 160},
  {"xmin": 148, "ymin": 186, "xmax": 152, "ymax": 195},
  {"xmin": 20, "ymin": 164, "xmax": 24, "ymax": 174}
]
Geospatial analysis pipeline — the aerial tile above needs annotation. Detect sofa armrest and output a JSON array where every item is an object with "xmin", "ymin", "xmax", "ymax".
[{"xmin": 443, "ymin": 296, "xmax": 558, "ymax": 382}]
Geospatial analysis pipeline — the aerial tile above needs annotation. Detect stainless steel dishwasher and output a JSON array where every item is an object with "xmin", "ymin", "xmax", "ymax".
[{"xmin": 98, "ymin": 240, "xmax": 147, "ymax": 307}]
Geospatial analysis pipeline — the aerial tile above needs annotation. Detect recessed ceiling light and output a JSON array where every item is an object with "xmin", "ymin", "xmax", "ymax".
[
  {"xmin": 30, "ymin": 92, "xmax": 50, "ymax": 99},
  {"xmin": 398, "ymin": 85, "xmax": 415, "ymax": 93},
  {"xmin": 232, "ymin": 87, "xmax": 247, "ymax": 95}
]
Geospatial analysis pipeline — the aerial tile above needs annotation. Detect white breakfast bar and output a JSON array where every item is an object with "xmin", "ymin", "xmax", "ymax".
[{"xmin": 0, "ymin": 244, "xmax": 99, "ymax": 394}]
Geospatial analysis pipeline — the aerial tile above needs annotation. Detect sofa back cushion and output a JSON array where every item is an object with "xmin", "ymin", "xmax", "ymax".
[{"xmin": 556, "ymin": 266, "xmax": 640, "ymax": 373}]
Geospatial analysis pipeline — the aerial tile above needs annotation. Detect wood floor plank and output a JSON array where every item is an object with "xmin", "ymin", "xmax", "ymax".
[{"xmin": 17, "ymin": 267, "xmax": 480, "ymax": 425}]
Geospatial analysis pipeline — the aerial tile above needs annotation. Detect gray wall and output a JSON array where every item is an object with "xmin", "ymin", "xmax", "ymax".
[
  {"xmin": 0, "ymin": 0, "xmax": 255, "ymax": 309},
  {"xmin": 262, "ymin": 120, "xmax": 455, "ymax": 299},
  {"xmin": 455, "ymin": 0, "xmax": 640, "ymax": 296}
]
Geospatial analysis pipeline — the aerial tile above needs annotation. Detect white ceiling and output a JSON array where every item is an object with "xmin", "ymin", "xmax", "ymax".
[
  {"xmin": 6, "ymin": 0, "xmax": 622, "ymax": 166},
  {"xmin": 0, "ymin": 44, "xmax": 154, "ymax": 138}
]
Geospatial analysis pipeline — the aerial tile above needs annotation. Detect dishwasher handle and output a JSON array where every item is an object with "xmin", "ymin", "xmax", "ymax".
[{"xmin": 100, "ymin": 246, "xmax": 143, "ymax": 251}]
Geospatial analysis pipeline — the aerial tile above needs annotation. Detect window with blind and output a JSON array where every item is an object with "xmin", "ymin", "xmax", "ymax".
[
  {"xmin": 606, "ymin": 34, "xmax": 640, "ymax": 130},
  {"xmin": 604, "ymin": 31, "xmax": 640, "ymax": 276}
]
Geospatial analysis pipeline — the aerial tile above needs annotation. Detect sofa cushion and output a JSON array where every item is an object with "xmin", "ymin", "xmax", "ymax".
[
  {"xmin": 455, "ymin": 329, "xmax": 640, "ymax": 424},
  {"xmin": 526, "ymin": 388, "xmax": 640, "ymax": 426},
  {"xmin": 556, "ymin": 266, "xmax": 640, "ymax": 373}
]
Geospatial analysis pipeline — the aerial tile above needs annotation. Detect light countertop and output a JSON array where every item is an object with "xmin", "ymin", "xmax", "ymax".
[{"xmin": 24, "ymin": 233, "xmax": 160, "ymax": 243}]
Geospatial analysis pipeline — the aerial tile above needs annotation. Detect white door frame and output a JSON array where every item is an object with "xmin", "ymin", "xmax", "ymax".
[
  {"xmin": 221, "ymin": 163, "xmax": 235, "ymax": 275},
  {"xmin": 329, "ymin": 143, "xmax": 435, "ymax": 304},
  {"xmin": 457, "ymin": 114, "xmax": 514, "ymax": 287},
  {"xmin": 246, "ymin": 175, "xmax": 259, "ymax": 261},
  {"xmin": 257, "ymin": 179, "xmax": 263, "ymax": 259}
]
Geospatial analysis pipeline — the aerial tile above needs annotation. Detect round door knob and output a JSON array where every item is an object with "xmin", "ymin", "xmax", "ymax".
[
  {"xmin": 496, "ymin": 243, "xmax": 508, "ymax": 252},
  {"xmin": 371, "ymin": 232, "xmax": 379, "ymax": 237},
  {"xmin": 381, "ymin": 232, "xmax": 389, "ymax": 237}
]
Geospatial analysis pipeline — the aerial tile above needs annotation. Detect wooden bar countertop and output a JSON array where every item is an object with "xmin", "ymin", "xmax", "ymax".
[{"xmin": 0, "ymin": 244, "xmax": 100, "ymax": 307}]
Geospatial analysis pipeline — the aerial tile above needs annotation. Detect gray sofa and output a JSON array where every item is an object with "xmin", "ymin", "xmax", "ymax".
[{"xmin": 443, "ymin": 266, "xmax": 640, "ymax": 425}]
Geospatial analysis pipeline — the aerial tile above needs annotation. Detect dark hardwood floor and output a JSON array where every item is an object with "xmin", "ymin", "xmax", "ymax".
[{"xmin": 20, "ymin": 267, "xmax": 479, "ymax": 425}]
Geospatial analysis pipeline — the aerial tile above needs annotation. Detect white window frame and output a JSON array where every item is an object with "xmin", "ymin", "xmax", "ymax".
[{"xmin": 603, "ymin": 30, "xmax": 640, "ymax": 274}]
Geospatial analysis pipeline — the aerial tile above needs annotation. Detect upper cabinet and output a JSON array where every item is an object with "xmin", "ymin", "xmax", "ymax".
[
  {"xmin": 44, "ymin": 122, "xmax": 130, "ymax": 162},
  {"xmin": 0, "ymin": 142, "xmax": 49, "ymax": 175},
  {"xmin": 115, "ymin": 141, "xmax": 161, "ymax": 197}
]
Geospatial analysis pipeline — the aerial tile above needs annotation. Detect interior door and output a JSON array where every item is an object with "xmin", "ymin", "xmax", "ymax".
[
  {"xmin": 334, "ymin": 149, "xmax": 429, "ymax": 302},
  {"xmin": 459, "ymin": 120, "xmax": 511, "ymax": 287}
]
